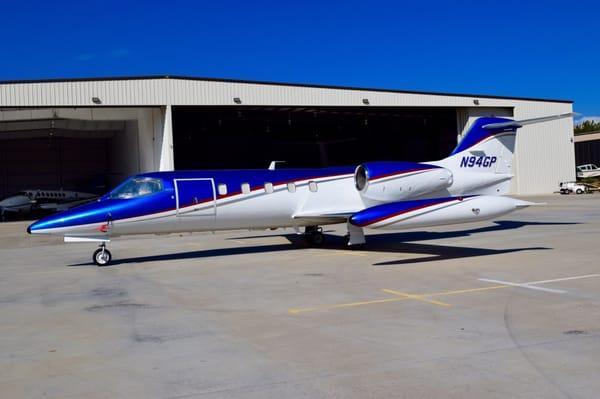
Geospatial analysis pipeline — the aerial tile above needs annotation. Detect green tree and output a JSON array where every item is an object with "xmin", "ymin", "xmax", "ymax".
[{"xmin": 575, "ymin": 120, "xmax": 600, "ymax": 135}]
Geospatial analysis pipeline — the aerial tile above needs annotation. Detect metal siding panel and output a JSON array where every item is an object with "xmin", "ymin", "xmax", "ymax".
[
  {"xmin": 512, "ymin": 102, "xmax": 574, "ymax": 194},
  {"xmin": 1, "ymin": 77, "xmax": 563, "ymax": 108}
]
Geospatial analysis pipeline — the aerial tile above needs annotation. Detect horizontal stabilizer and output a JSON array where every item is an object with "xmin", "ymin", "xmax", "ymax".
[{"xmin": 482, "ymin": 112, "xmax": 574, "ymax": 130}]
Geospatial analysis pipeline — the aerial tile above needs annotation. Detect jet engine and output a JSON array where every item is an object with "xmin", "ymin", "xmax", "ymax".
[{"xmin": 354, "ymin": 162, "xmax": 453, "ymax": 204}]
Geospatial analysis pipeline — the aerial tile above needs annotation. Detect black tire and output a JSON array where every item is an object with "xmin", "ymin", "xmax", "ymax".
[
  {"xmin": 576, "ymin": 189, "xmax": 583, "ymax": 194},
  {"xmin": 305, "ymin": 232, "xmax": 325, "ymax": 246},
  {"xmin": 93, "ymin": 248, "xmax": 112, "ymax": 266}
]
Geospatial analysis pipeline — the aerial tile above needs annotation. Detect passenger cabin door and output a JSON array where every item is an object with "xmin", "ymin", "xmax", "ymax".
[{"xmin": 174, "ymin": 178, "xmax": 216, "ymax": 217}]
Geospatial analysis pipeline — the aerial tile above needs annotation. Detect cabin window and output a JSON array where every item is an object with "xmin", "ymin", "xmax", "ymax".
[
  {"xmin": 308, "ymin": 181, "xmax": 318, "ymax": 192},
  {"xmin": 264, "ymin": 182, "xmax": 274, "ymax": 194},
  {"xmin": 241, "ymin": 183, "xmax": 250, "ymax": 194},
  {"xmin": 110, "ymin": 177, "xmax": 163, "ymax": 199},
  {"xmin": 287, "ymin": 182, "xmax": 296, "ymax": 193},
  {"xmin": 218, "ymin": 184, "xmax": 227, "ymax": 196}
]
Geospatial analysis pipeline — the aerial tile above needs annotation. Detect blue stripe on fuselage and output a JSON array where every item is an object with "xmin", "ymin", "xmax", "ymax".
[{"xmin": 28, "ymin": 167, "xmax": 355, "ymax": 232}]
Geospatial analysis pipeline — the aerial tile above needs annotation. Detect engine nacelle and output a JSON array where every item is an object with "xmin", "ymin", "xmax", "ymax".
[{"xmin": 355, "ymin": 162, "xmax": 453, "ymax": 204}]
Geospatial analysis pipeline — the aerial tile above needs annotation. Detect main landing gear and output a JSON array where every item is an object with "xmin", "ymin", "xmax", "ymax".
[
  {"xmin": 93, "ymin": 243, "xmax": 112, "ymax": 266},
  {"xmin": 304, "ymin": 226, "xmax": 325, "ymax": 246},
  {"xmin": 304, "ymin": 223, "xmax": 367, "ymax": 249},
  {"xmin": 344, "ymin": 221, "xmax": 366, "ymax": 249}
]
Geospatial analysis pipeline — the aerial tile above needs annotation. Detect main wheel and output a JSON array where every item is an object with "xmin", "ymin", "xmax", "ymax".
[
  {"xmin": 576, "ymin": 189, "xmax": 584, "ymax": 194},
  {"xmin": 305, "ymin": 231, "xmax": 325, "ymax": 246},
  {"xmin": 93, "ymin": 248, "xmax": 112, "ymax": 266}
]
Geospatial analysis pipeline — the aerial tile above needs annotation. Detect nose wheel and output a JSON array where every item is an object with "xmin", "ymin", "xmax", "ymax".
[{"xmin": 93, "ymin": 244, "xmax": 112, "ymax": 266}]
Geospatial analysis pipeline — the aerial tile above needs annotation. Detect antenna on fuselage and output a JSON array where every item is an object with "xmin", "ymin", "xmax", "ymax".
[{"xmin": 268, "ymin": 161, "xmax": 286, "ymax": 170}]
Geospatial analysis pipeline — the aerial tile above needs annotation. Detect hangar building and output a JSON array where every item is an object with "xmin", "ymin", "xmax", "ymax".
[{"xmin": 0, "ymin": 76, "xmax": 574, "ymax": 198}]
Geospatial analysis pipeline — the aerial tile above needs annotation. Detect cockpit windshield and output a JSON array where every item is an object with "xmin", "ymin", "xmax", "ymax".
[{"xmin": 109, "ymin": 177, "xmax": 163, "ymax": 199}]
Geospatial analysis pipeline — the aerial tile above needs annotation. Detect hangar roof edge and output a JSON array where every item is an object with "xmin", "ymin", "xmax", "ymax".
[{"xmin": 0, "ymin": 75, "xmax": 573, "ymax": 104}]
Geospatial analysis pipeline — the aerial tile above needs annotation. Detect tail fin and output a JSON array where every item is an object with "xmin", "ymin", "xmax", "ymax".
[
  {"xmin": 431, "ymin": 113, "xmax": 573, "ymax": 195},
  {"xmin": 449, "ymin": 117, "xmax": 517, "ymax": 174}
]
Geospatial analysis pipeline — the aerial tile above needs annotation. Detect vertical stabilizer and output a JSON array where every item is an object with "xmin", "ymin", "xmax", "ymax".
[{"xmin": 430, "ymin": 113, "xmax": 573, "ymax": 195}]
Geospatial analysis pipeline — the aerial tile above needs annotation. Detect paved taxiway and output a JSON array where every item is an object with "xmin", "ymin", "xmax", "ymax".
[{"xmin": 1, "ymin": 194, "xmax": 599, "ymax": 398}]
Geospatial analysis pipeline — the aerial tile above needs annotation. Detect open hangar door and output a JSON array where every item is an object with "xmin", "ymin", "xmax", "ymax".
[
  {"xmin": 0, "ymin": 117, "xmax": 142, "ymax": 214},
  {"xmin": 172, "ymin": 106, "xmax": 458, "ymax": 170}
]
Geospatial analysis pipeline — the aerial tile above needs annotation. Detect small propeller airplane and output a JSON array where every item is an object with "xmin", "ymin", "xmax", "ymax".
[
  {"xmin": 27, "ymin": 113, "xmax": 573, "ymax": 266},
  {"xmin": 1, "ymin": 189, "xmax": 98, "ymax": 220}
]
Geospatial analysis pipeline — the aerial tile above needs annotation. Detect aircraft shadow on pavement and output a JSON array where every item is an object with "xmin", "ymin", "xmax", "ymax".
[
  {"xmin": 68, "ymin": 220, "xmax": 567, "ymax": 267},
  {"xmin": 230, "ymin": 220, "xmax": 577, "ymax": 243}
]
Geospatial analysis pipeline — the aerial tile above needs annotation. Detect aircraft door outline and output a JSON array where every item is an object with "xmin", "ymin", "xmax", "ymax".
[{"xmin": 174, "ymin": 178, "xmax": 216, "ymax": 217}]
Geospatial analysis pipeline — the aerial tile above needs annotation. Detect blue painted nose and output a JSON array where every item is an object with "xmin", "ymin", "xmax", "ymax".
[
  {"xmin": 27, "ymin": 219, "xmax": 48, "ymax": 234},
  {"xmin": 27, "ymin": 213, "xmax": 71, "ymax": 235}
]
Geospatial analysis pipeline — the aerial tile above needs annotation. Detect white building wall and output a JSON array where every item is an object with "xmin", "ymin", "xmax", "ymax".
[
  {"xmin": 511, "ymin": 101, "xmax": 574, "ymax": 194},
  {"xmin": 0, "ymin": 77, "xmax": 567, "ymax": 109}
]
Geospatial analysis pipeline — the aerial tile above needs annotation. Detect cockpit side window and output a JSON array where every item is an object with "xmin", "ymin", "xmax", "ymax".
[{"xmin": 110, "ymin": 177, "xmax": 163, "ymax": 199}]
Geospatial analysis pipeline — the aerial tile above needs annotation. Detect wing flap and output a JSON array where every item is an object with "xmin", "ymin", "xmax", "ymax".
[{"xmin": 292, "ymin": 209, "xmax": 358, "ymax": 222}]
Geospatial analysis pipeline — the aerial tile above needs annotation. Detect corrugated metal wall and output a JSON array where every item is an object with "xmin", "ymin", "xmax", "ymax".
[
  {"xmin": 0, "ymin": 78, "xmax": 568, "ymax": 109},
  {"xmin": 512, "ymin": 102, "xmax": 574, "ymax": 194},
  {"xmin": 0, "ymin": 78, "xmax": 574, "ymax": 194}
]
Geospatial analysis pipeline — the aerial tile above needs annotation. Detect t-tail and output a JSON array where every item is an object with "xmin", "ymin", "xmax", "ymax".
[{"xmin": 430, "ymin": 113, "xmax": 574, "ymax": 195}]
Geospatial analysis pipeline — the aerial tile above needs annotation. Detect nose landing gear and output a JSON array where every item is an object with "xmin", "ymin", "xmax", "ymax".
[{"xmin": 93, "ymin": 243, "xmax": 112, "ymax": 266}]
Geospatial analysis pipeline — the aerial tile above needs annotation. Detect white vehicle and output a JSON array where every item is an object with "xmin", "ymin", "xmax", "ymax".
[
  {"xmin": 559, "ymin": 181, "xmax": 587, "ymax": 194},
  {"xmin": 576, "ymin": 164, "xmax": 600, "ymax": 178}
]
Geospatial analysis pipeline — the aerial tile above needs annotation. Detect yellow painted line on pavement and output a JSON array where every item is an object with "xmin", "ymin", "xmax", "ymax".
[
  {"xmin": 382, "ymin": 288, "xmax": 452, "ymax": 307},
  {"xmin": 288, "ymin": 296, "xmax": 409, "ymax": 314},
  {"xmin": 289, "ymin": 284, "xmax": 510, "ymax": 315},
  {"xmin": 423, "ymin": 284, "xmax": 508, "ymax": 298}
]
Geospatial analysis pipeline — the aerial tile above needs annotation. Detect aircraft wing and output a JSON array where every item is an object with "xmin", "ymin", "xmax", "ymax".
[{"xmin": 292, "ymin": 209, "xmax": 359, "ymax": 223}]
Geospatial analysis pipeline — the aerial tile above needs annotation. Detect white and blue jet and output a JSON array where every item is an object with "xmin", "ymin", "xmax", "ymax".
[{"xmin": 28, "ymin": 114, "xmax": 572, "ymax": 266}]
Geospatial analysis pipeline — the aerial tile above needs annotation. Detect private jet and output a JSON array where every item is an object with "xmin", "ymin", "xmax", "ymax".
[{"xmin": 27, "ymin": 113, "xmax": 572, "ymax": 266}]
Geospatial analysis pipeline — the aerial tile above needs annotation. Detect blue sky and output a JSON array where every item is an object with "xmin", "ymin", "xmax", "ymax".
[{"xmin": 1, "ymin": 0, "xmax": 599, "ymax": 120}]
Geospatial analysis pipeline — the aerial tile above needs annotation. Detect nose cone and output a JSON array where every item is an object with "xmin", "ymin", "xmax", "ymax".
[
  {"xmin": 27, "ymin": 199, "xmax": 114, "ymax": 236},
  {"xmin": 27, "ymin": 215, "xmax": 64, "ymax": 235}
]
